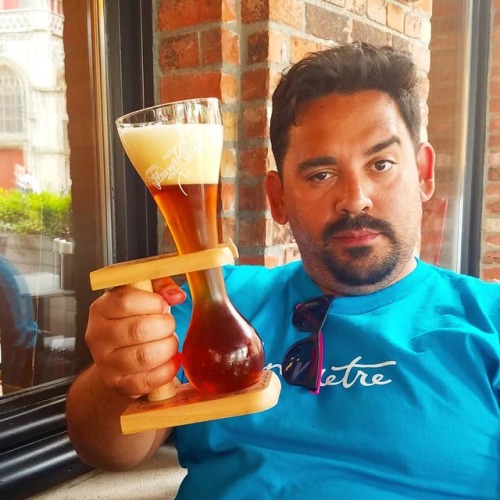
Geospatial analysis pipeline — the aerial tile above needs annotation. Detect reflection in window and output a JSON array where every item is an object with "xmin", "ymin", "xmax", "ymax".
[{"xmin": 0, "ymin": 66, "xmax": 25, "ymax": 136}]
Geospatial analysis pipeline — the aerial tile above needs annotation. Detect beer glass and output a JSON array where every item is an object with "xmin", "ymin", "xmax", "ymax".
[{"xmin": 116, "ymin": 98, "xmax": 264, "ymax": 395}]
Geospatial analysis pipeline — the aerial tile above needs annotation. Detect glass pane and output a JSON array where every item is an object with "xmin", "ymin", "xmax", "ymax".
[
  {"xmin": 421, "ymin": 0, "xmax": 472, "ymax": 270},
  {"xmin": 0, "ymin": 0, "xmax": 106, "ymax": 395}
]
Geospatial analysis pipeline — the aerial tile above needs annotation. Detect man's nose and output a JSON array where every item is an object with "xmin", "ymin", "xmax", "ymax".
[{"xmin": 335, "ymin": 175, "xmax": 373, "ymax": 215}]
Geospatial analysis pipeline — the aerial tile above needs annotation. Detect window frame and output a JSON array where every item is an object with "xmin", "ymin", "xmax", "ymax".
[{"xmin": 460, "ymin": 0, "xmax": 491, "ymax": 276}]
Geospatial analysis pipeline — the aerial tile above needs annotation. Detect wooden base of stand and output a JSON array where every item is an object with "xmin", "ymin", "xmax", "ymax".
[{"xmin": 121, "ymin": 370, "xmax": 281, "ymax": 435}]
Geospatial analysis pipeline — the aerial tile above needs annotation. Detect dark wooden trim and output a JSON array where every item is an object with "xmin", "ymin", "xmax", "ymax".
[
  {"xmin": 106, "ymin": 0, "xmax": 157, "ymax": 264},
  {"xmin": 461, "ymin": 0, "xmax": 491, "ymax": 276},
  {"xmin": 0, "ymin": 379, "xmax": 92, "ymax": 499}
]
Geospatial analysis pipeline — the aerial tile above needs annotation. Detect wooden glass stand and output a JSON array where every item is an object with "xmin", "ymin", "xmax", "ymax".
[{"xmin": 89, "ymin": 243, "xmax": 281, "ymax": 435}]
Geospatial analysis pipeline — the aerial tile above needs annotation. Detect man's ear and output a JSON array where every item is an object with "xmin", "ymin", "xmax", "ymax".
[
  {"xmin": 264, "ymin": 171, "xmax": 288, "ymax": 224},
  {"xmin": 417, "ymin": 142, "xmax": 435, "ymax": 202}
]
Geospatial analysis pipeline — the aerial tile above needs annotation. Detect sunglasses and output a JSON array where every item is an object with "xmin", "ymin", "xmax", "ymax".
[{"xmin": 282, "ymin": 295, "xmax": 333, "ymax": 394}]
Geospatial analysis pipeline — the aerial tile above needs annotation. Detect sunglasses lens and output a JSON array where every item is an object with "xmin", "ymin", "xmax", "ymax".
[
  {"xmin": 282, "ymin": 338, "xmax": 319, "ymax": 391},
  {"xmin": 292, "ymin": 296, "xmax": 331, "ymax": 332}
]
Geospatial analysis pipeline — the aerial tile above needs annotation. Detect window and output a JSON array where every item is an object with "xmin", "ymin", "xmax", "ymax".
[
  {"xmin": 0, "ymin": 66, "xmax": 25, "ymax": 136},
  {"xmin": 0, "ymin": 1, "xmax": 156, "ymax": 497}
]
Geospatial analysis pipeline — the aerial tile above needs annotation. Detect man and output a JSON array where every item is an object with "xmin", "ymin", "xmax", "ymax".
[{"xmin": 67, "ymin": 42, "xmax": 500, "ymax": 498}]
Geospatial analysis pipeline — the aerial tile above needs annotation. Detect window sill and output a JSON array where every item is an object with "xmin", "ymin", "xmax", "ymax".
[{"xmin": 29, "ymin": 444, "xmax": 186, "ymax": 500}]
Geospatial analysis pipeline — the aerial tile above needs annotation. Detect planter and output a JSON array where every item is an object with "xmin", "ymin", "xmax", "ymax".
[{"xmin": 0, "ymin": 232, "xmax": 57, "ymax": 275}]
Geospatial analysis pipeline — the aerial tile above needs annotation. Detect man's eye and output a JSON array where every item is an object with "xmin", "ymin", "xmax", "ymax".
[
  {"xmin": 372, "ymin": 160, "xmax": 395, "ymax": 172},
  {"xmin": 308, "ymin": 171, "xmax": 333, "ymax": 182}
]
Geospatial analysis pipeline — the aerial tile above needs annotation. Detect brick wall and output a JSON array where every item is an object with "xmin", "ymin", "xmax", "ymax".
[
  {"xmin": 482, "ymin": 1, "xmax": 500, "ymax": 280},
  {"xmin": 154, "ymin": 0, "xmax": 432, "ymax": 266}
]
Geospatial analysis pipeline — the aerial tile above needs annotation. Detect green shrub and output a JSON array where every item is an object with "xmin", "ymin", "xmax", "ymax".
[{"xmin": 0, "ymin": 189, "xmax": 71, "ymax": 238}]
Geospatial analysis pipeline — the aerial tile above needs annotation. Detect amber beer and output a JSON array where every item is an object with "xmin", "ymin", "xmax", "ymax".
[
  {"xmin": 149, "ymin": 183, "xmax": 219, "ymax": 254},
  {"xmin": 116, "ymin": 101, "xmax": 264, "ymax": 394}
]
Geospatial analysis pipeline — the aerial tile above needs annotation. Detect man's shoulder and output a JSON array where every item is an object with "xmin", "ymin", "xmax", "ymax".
[
  {"xmin": 222, "ymin": 260, "xmax": 304, "ymax": 289},
  {"xmin": 420, "ymin": 260, "xmax": 500, "ymax": 307},
  {"xmin": 425, "ymin": 261, "xmax": 499, "ymax": 290}
]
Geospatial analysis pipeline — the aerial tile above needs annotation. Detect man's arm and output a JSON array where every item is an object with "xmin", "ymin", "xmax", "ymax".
[
  {"xmin": 66, "ymin": 279, "xmax": 185, "ymax": 471},
  {"xmin": 66, "ymin": 364, "xmax": 171, "ymax": 471}
]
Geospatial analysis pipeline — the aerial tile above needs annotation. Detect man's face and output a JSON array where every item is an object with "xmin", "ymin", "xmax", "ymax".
[{"xmin": 265, "ymin": 91, "xmax": 435, "ymax": 295}]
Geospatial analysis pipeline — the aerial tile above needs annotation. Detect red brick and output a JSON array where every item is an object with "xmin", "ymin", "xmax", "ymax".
[
  {"xmin": 481, "ymin": 267, "xmax": 500, "ymax": 282},
  {"xmin": 431, "ymin": 0, "xmax": 460, "ymax": 16},
  {"xmin": 486, "ymin": 199, "xmax": 500, "ymax": 215},
  {"xmin": 323, "ymin": 0, "xmax": 344, "ymax": 5},
  {"xmin": 367, "ymin": 0, "xmax": 386, "ymax": 25},
  {"xmin": 489, "ymin": 64, "xmax": 500, "ymax": 80},
  {"xmin": 488, "ymin": 166, "xmax": 500, "ymax": 181},
  {"xmin": 157, "ymin": 0, "xmax": 235, "ymax": 30},
  {"xmin": 220, "ymin": 216, "xmax": 236, "ymax": 243},
  {"xmin": 490, "ymin": 79, "xmax": 500, "ymax": 97},
  {"xmin": 243, "ymin": 0, "xmax": 303, "ymax": 28},
  {"xmin": 306, "ymin": 4, "xmax": 349, "ymax": 42},
  {"xmin": 387, "ymin": 3, "xmax": 404, "ymax": 33},
  {"xmin": 290, "ymin": 36, "xmax": 329, "ymax": 64},
  {"xmin": 492, "ymin": 25, "xmax": 500, "ymax": 45},
  {"xmin": 489, "ymin": 116, "xmax": 500, "ymax": 131},
  {"xmin": 392, "ymin": 35, "xmax": 411, "ymax": 52},
  {"xmin": 263, "ymin": 254, "xmax": 280, "ymax": 267},
  {"xmin": 221, "ymin": 147, "xmax": 237, "ymax": 177},
  {"xmin": 272, "ymin": 220, "xmax": 295, "ymax": 245},
  {"xmin": 243, "ymin": 105, "xmax": 271, "ymax": 139},
  {"xmin": 345, "ymin": 0, "xmax": 367, "ymax": 16},
  {"xmin": 222, "ymin": 0, "xmax": 237, "ymax": 21},
  {"xmin": 160, "ymin": 72, "xmax": 219, "ymax": 102},
  {"xmin": 239, "ymin": 217, "xmax": 268, "ymax": 246},
  {"xmin": 404, "ymin": 13, "xmax": 422, "ymax": 39},
  {"xmin": 240, "ymin": 147, "xmax": 276, "ymax": 176},
  {"xmin": 352, "ymin": 19, "xmax": 392, "ymax": 46},
  {"xmin": 220, "ymin": 181, "xmax": 235, "ymax": 212},
  {"xmin": 487, "ymin": 152, "xmax": 500, "ymax": 166},
  {"xmin": 223, "ymin": 111, "xmax": 238, "ymax": 142},
  {"xmin": 482, "ymin": 251, "xmax": 500, "ymax": 265},
  {"xmin": 221, "ymin": 73, "xmax": 238, "ymax": 104},
  {"xmin": 158, "ymin": 33, "xmax": 199, "ymax": 71},
  {"xmin": 239, "ymin": 254, "xmax": 266, "ymax": 265},
  {"xmin": 489, "ymin": 135, "xmax": 500, "ymax": 150},
  {"xmin": 247, "ymin": 30, "xmax": 288, "ymax": 64},
  {"xmin": 410, "ymin": 43, "xmax": 430, "ymax": 72},
  {"xmin": 412, "ymin": 0, "xmax": 432, "ymax": 16},
  {"xmin": 269, "ymin": 0, "xmax": 304, "ymax": 29},
  {"xmin": 202, "ymin": 28, "xmax": 240, "ymax": 65},
  {"xmin": 239, "ymin": 178, "xmax": 268, "ymax": 211},
  {"xmin": 242, "ymin": 0, "xmax": 269, "ymax": 23},
  {"xmin": 485, "ymin": 233, "xmax": 500, "ymax": 246},
  {"xmin": 284, "ymin": 245, "xmax": 301, "ymax": 263},
  {"xmin": 241, "ymin": 68, "xmax": 281, "ymax": 101},
  {"xmin": 491, "ymin": 47, "xmax": 500, "ymax": 68}
]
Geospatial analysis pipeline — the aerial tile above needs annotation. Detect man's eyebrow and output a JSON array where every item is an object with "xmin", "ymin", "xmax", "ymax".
[
  {"xmin": 364, "ymin": 136, "xmax": 401, "ymax": 156},
  {"xmin": 297, "ymin": 156, "xmax": 337, "ymax": 172}
]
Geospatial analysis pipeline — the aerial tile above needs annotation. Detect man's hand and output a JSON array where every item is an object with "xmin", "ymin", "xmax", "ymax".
[{"xmin": 85, "ymin": 277, "xmax": 186, "ymax": 398}]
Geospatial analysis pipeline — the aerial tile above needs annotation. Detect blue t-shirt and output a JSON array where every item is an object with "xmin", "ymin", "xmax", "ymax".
[{"xmin": 172, "ymin": 259, "xmax": 500, "ymax": 499}]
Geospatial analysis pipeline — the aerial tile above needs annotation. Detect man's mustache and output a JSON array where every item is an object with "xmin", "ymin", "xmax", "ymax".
[{"xmin": 322, "ymin": 214, "xmax": 395, "ymax": 244}]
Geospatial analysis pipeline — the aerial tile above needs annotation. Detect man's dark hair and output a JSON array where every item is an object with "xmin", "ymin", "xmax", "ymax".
[{"xmin": 270, "ymin": 41, "xmax": 421, "ymax": 175}]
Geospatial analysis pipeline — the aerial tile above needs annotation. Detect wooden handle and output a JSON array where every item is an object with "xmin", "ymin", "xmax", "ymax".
[
  {"xmin": 130, "ymin": 279, "xmax": 176, "ymax": 402},
  {"xmin": 90, "ymin": 243, "xmax": 238, "ymax": 291}
]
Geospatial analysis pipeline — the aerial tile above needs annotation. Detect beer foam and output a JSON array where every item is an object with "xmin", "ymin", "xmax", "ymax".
[{"xmin": 118, "ymin": 123, "xmax": 223, "ymax": 187}]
